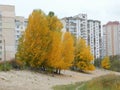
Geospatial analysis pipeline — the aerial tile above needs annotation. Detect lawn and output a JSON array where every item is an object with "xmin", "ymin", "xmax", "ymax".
[{"xmin": 53, "ymin": 74, "xmax": 120, "ymax": 90}]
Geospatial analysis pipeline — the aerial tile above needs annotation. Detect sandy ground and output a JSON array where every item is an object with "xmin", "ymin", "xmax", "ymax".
[{"xmin": 0, "ymin": 69, "xmax": 119, "ymax": 90}]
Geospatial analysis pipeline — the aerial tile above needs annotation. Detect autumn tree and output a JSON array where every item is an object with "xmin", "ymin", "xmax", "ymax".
[
  {"xmin": 46, "ymin": 32, "xmax": 63, "ymax": 72},
  {"xmin": 61, "ymin": 32, "xmax": 75, "ymax": 69},
  {"xmin": 47, "ymin": 11, "xmax": 63, "ymax": 32},
  {"xmin": 17, "ymin": 10, "xmax": 51, "ymax": 68},
  {"xmin": 74, "ymin": 38, "xmax": 95, "ymax": 71},
  {"xmin": 16, "ymin": 34, "xmax": 25, "ymax": 67},
  {"xmin": 101, "ymin": 56, "xmax": 110, "ymax": 69},
  {"xmin": 45, "ymin": 12, "xmax": 64, "ymax": 73},
  {"xmin": 16, "ymin": 10, "xmax": 75, "ymax": 74}
]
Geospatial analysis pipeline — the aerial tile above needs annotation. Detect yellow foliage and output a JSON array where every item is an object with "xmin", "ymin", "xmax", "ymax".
[
  {"xmin": 47, "ymin": 12, "xmax": 63, "ymax": 32},
  {"xmin": 75, "ymin": 38, "xmax": 95, "ymax": 71},
  {"xmin": 46, "ymin": 32, "xmax": 75, "ymax": 70},
  {"xmin": 46, "ymin": 13, "xmax": 74, "ymax": 70},
  {"xmin": 16, "ymin": 10, "xmax": 51, "ymax": 67},
  {"xmin": 46, "ymin": 31, "xmax": 63, "ymax": 68},
  {"xmin": 16, "ymin": 34, "xmax": 27, "ymax": 65},
  {"xmin": 88, "ymin": 64, "xmax": 95, "ymax": 71},
  {"xmin": 61, "ymin": 32, "xmax": 75, "ymax": 69},
  {"xmin": 101, "ymin": 56, "xmax": 110, "ymax": 69},
  {"xmin": 16, "ymin": 10, "xmax": 74, "ymax": 71},
  {"xmin": 77, "ymin": 61, "xmax": 88, "ymax": 71},
  {"xmin": 45, "ymin": 12, "xmax": 64, "ymax": 69}
]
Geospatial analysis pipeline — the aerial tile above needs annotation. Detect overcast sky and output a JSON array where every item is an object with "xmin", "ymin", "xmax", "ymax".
[{"xmin": 0, "ymin": 0, "xmax": 120, "ymax": 24}]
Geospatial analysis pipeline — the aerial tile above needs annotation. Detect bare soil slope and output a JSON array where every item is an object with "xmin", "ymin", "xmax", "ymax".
[{"xmin": 0, "ymin": 69, "xmax": 119, "ymax": 90}]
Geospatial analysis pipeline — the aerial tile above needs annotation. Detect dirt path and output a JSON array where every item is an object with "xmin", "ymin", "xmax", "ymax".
[{"xmin": 0, "ymin": 69, "xmax": 119, "ymax": 90}]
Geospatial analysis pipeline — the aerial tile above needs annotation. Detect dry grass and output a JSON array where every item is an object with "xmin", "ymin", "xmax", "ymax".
[{"xmin": 53, "ymin": 74, "xmax": 120, "ymax": 90}]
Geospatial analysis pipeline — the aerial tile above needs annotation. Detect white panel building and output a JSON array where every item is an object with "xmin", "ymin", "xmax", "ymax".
[
  {"xmin": 61, "ymin": 14, "xmax": 88, "ymax": 43},
  {"xmin": 61, "ymin": 14, "xmax": 102, "ymax": 59},
  {"xmin": 87, "ymin": 20, "xmax": 102, "ymax": 59}
]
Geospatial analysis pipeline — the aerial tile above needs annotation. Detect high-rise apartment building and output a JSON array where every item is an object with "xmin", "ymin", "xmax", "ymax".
[
  {"xmin": 0, "ymin": 5, "xmax": 16, "ymax": 61},
  {"xmin": 61, "ymin": 14, "xmax": 88, "ymax": 43},
  {"xmin": 61, "ymin": 14, "xmax": 102, "ymax": 59},
  {"xmin": 103, "ymin": 21, "xmax": 120, "ymax": 56},
  {"xmin": 87, "ymin": 20, "xmax": 102, "ymax": 58}
]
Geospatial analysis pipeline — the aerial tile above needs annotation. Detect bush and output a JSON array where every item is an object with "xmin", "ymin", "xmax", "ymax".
[
  {"xmin": 0, "ymin": 58, "xmax": 26, "ymax": 71},
  {"xmin": 94, "ymin": 58, "xmax": 101, "ymax": 68},
  {"xmin": 9, "ymin": 59, "xmax": 24, "ymax": 70},
  {"xmin": 110, "ymin": 59, "xmax": 120, "ymax": 72},
  {"xmin": 0, "ymin": 62, "xmax": 12, "ymax": 71},
  {"xmin": 101, "ymin": 56, "xmax": 110, "ymax": 69},
  {"xmin": 108, "ymin": 55, "xmax": 120, "ymax": 72}
]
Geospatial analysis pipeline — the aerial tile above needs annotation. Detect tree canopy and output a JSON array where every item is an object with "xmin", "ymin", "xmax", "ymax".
[{"xmin": 74, "ymin": 38, "xmax": 95, "ymax": 71}]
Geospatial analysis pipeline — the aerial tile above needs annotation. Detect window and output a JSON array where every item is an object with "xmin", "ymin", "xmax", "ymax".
[
  {"xmin": 15, "ymin": 20, "xmax": 21, "ymax": 29},
  {"xmin": 0, "ymin": 12, "xmax": 2, "ymax": 18},
  {"xmin": 0, "ymin": 46, "xmax": 2, "ymax": 49},
  {"xmin": 0, "ymin": 23, "xmax": 2, "ymax": 26},
  {"xmin": 0, "ymin": 40, "xmax": 2, "ymax": 43},
  {"xmin": 17, "ymin": 31, "xmax": 19, "ymax": 33},
  {"xmin": 24, "ymin": 21, "xmax": 28, "ymax": 25},
  {"xmin": 0, "ymin": 34, "xmax": 2, "ymax": 38},
  {"xmin": 16, "ymin": 35, "xmax": 19, "ymax": 38},
  {"xmin": 17, "ymin": 25, "xmax": 19, "ymax": 28}
]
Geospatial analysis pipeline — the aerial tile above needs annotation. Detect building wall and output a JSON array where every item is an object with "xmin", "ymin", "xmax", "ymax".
[
  {"xmin": 87, "ymin": 20, "xmax": 102, "ymax": 59},
  {"xmin": 61, "ymin": 14, "xmax": 102, "ymax": 59},
  {"xmin": 15, "ymin": 16, "xmax": 27, "ymax": 51},
  {"xmin": 61, "ymin": 14, "xmax": 88, "ymax": 43},
  {"xmin": 103, "ymin": 21, "xmax": 120, "ymax": 56},
  {"xmin": 0, "ymin": 5, "xmax": 15, "ymax": 61},
  {"xmin": 0, "ymin": 11, "xmax": 2, "ymax": 60}
]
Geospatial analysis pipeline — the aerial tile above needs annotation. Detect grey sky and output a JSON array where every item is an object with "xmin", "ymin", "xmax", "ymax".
[{"xmin": 0, "ymin": 0, "xmax": 120, "ymax": 24}]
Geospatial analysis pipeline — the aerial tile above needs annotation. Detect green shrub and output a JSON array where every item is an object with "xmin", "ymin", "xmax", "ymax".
[
  {"xmin": 94, "ymin": 58, "xmax": 101, "ymax": 68},
  {"xmin": 109, "ymin": 55, "xmax": 120, "ymax": 72},
  {"xmin": 0, "ymin": 62, "xmax": 12, "ymax": 71}
]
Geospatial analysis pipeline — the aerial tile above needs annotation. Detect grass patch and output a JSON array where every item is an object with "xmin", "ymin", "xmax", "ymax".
[
  {"xmin": 53, "ymin": 74, "xmax": 120, "ymax": 90},
  {"xmin": 53, "ymin": 82, "xmax": 83, "ymax": 90}
]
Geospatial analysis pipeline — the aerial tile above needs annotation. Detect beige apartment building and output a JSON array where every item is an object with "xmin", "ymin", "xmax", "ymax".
[
  {"xmin": 103, "ymin": 21, "xmax": 120, "ymax": 56},
  {"xmin": 0, "ymin": 5, "xmax": 28, "ymax": 61},
  {"xmin": 0, "ymin": 5, "xmax": 16, "ymax": 61}
]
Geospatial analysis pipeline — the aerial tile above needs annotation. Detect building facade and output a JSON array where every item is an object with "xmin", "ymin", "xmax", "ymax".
[
  {"xmin": 61, "ymin": 14, "xmax": 102, "ymax": 59},
  {"xmin": 0, "ymin": 5, "xmax": 27, "ymax": 61},
  {"xmin": 87, "ymin": 20, "xmax": 102, "ymax": 59},
  {"xmin": 15, "ymin": 16, "xmax": 27, "ymax": 51},
  {"xmin": 103, "ymin": 21, "xmax": 120, "ymax": 56},
  {"xmin": 61, "ymin": 14, "xmax": 88, "ymax": 43},
  {"xmin": 0, "ymin": 5, "xmax": 16, "ymax": 61},
  {"xmin": 0, "ymin": 5, "xmax": 103, "ymax": 60}
]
